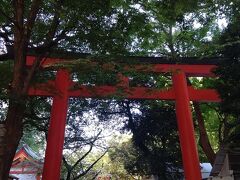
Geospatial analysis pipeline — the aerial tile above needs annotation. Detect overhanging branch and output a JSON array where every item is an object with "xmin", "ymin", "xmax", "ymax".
[
  {"xmin": 73, "ymin": 150, "xmax": 108, "ymax": 180},
  {"xmin": 25, "ymin": 0, "xmax": 42, "ymax": 41}
]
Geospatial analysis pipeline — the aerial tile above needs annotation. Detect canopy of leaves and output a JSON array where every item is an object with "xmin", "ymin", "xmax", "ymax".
[
  {"xmin": 2, "ymin": 0, "xmax": 240, "ymax": 178},
  {"xmin": 213, "ymin": 14, "xmax": 240, "ymax": 147},
  {"xmin": 0, "ymin": 0, "xmax": 149, "ymax": 55},
  {"xmin": 118, "ymin": 101, "xmax": 183, "ymax": 179}
]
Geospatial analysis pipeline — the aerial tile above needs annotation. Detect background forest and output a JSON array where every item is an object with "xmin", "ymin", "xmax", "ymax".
[{"xmin": 1, "ymin": 0, "xmax": 240, "ymax": 179}]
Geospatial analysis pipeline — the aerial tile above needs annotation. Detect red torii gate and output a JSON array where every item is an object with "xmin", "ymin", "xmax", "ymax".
[{"xmin": 27, "ymin": 55, "xmax": 221, "ymax": 180}]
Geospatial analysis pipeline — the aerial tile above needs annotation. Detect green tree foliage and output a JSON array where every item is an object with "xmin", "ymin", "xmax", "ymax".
[
  {"xmin": 1, "ymin": 0, "xmax": 240, "ymax": 178},
  {"xmin": 126, "ymin": 0, "xmax": 221, "ymax": 57},
  {"xmin": 91, "ymin": 135, "xmax": 134, "ymax": 180},
  {"xmin": 108, "ymin": 139, "xmax": 142, "ymax": 179},
  {"xmin": 0, "ymin": 0, "xmax": 147, "ymax": 55},
  {"xmin": 0, "ymin": 0, "xmax": 149, "ymax": 176},
  {"xmin": 121, "ymin": 101, "xmax": 183, "ymax": 179},
  {"xmin": 214, "ymin": 10, "xmax": 240, "ymax": 147},
  {"xmin": 20, "ymin": 97, "xmax": 117, "ymax": 179}
]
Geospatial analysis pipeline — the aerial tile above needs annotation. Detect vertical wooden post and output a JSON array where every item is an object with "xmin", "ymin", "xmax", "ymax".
[
  {"xmin": 172, "ymin": 71, "xmax": 202, "ymax": 180},
  {"xmin": 42, "ymin": 69, "xmax": 69, "ymax": 180}
]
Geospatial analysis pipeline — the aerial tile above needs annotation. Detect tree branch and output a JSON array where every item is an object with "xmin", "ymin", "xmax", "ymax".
[
  {"xmin": 186, "ymin": 78, "xmax": 216, "ymax": 164},
  {"xmin": 74, "ymin": 150, "xmax": 108, "ymax": 180},
  {"xmin": 63, "ymin": 155, "xmax": 73, "ymax": 180},
  {"xmin": 62, "ymin": 156, "xmax": 71, "ymax": 171},
  {"xmin": 36, "ymin": 29, "xmax": 68, "ymax": 53},
  {"xmin": 13, "ymin": 0, "xmax": 24, "ymax": 31},
  {"xmin": 66, "ymin": 130, "xmax": 103, "ymax": 176},
  {"xmin": 25, "ymin": 0, "xmax": 42, "ymax": 41},
  {"xmin": 204, "ymin": 103, "xmax": 225, "ymax": 144},
  {"xmin": 124, "ymin": 101, "xmax": 136, "ymax": 133},
  {"xmin": 30, "ymin": 0, "xmax": 67, "ymax": 54},
  {"xmin": 45, "ymin": 0, "xmax": 64, "ymax": 40},
  {"xmin": 71, "ymin": 144, "xmax": 93, "ymax": 172},
  {"xmin": 193, "ymin": 102, "xmax": 216, "ymax": 165},
  {"xmin": 91, "ymin": 170, "xmax": 101, "ymax": 180}
]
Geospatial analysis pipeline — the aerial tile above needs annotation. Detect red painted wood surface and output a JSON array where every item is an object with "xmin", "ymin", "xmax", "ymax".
[
  {"xmin": 172, "ymin": 71, "xmax": 202, "ymax": 180},
  {"xmin": 25, "ymin": 55, "xmax": 221, "ymax": 179},
  {"xmin": 28, "ymin": 84, "xmax": 220, "ymax": 102},
  {"xmin": 42, "ymin": 70, "xmax": 70, "ymax": 180},
  {"xmin": 26, "ymin": 56, "xmax": 217, "ymax": 76}
]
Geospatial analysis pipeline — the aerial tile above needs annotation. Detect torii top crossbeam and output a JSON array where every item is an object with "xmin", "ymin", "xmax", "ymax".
[
  {"xmin": 25, "ymin": 54, "xmax": 222, "ymax": 180},
  {"xmin": 27, "ymin": 55, "xmax": 221, "ymax": 102}
]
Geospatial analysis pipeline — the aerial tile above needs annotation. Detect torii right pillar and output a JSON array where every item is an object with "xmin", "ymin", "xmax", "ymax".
[{"xmin": 172, "ymin": 71, "xmax": 202, "ymax": 180}]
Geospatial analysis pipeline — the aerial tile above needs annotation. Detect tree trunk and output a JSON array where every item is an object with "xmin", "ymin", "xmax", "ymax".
[
  {"xmin": 0, "ymin": 39, "xmax": 27, "ymax": 180},
  {"xmin": 0, "ymin": 1, "xmax": 27, "ymax": 177},
  {"xmin": 0, "ymin": 101, "xmax": 25, "ymax": 180},
  {"xmin": 186, "ymin": 78, "xmax": 216, "ymax": 165},
  {"xmin": 193, "ymin": 102, "xmax": 216, "ymax": 165},
  {"xmin": 0, "ymin": 0, "xmax": 43, "ymax": 178}
]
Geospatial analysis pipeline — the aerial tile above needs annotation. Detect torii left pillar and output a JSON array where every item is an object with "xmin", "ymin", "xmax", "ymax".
[{"xmin": 42, "ymin": 69, "xmax": 70, "ymax": 180}]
